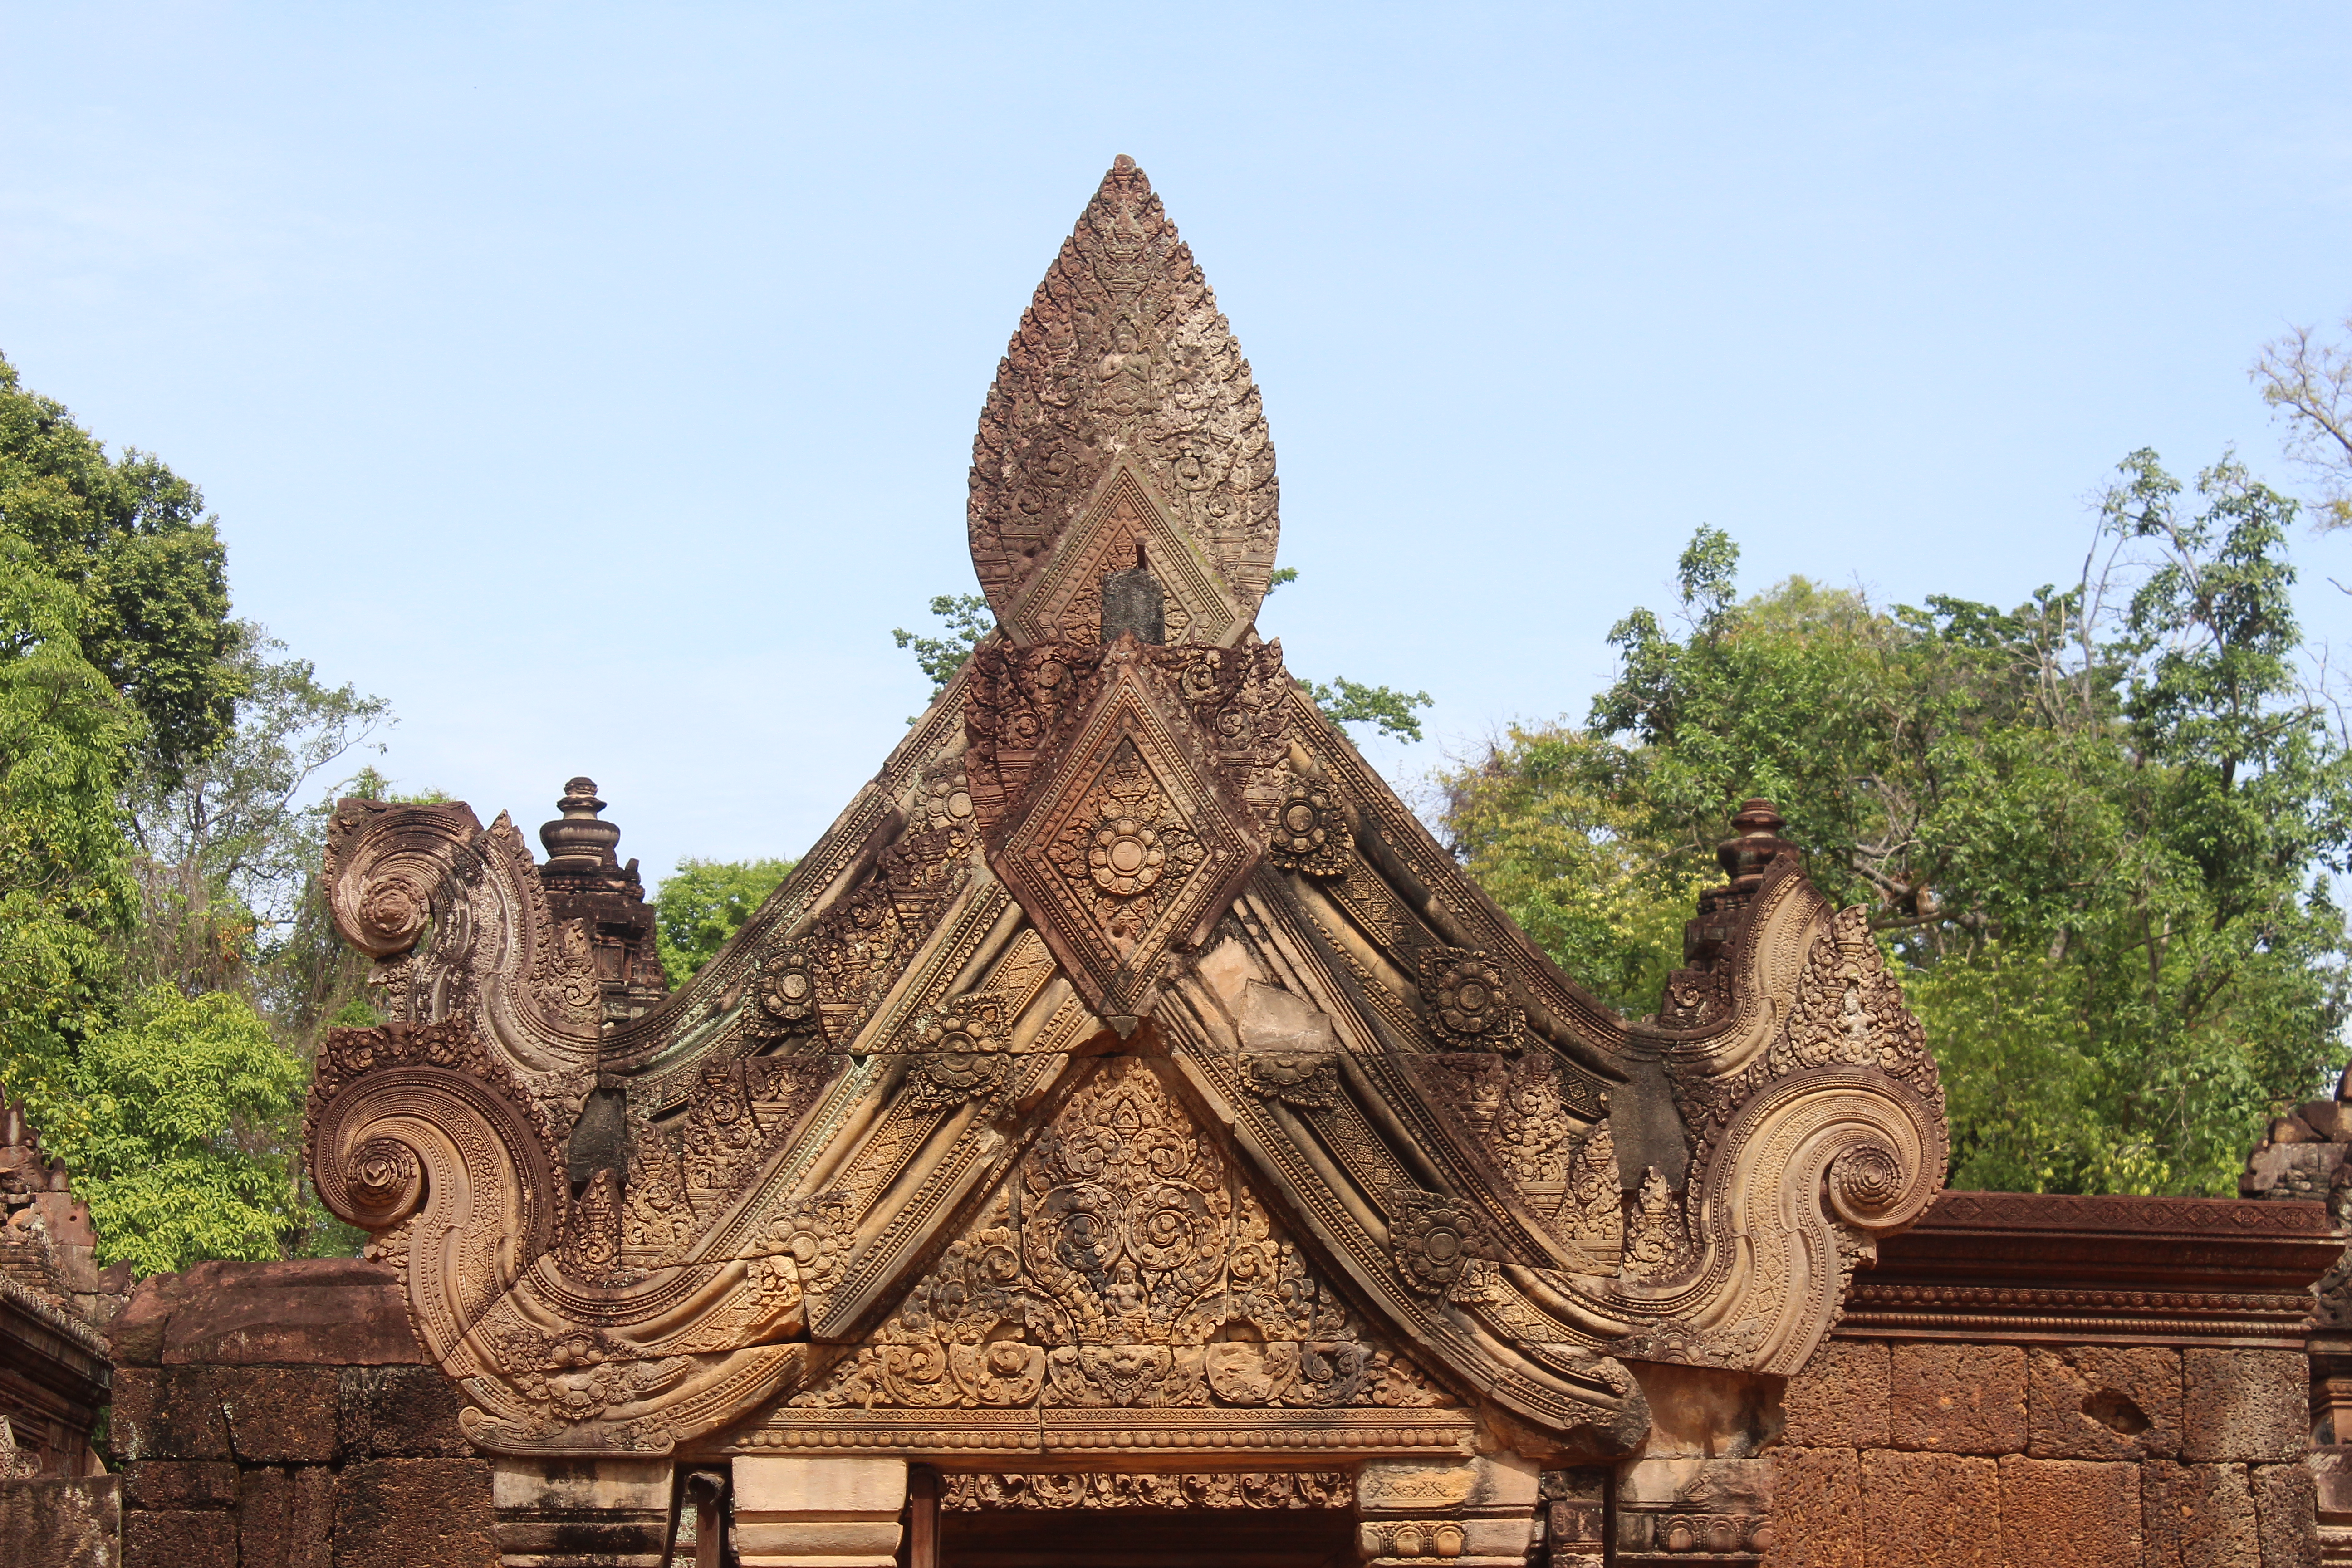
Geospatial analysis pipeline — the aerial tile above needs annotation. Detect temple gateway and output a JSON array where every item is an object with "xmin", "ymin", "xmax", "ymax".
[{"xmin": 303, "ymin": 156, "xmax": 1946, "ymax": 1566}]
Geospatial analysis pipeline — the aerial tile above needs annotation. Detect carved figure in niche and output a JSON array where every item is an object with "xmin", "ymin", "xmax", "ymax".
[
  {"xmin": 788, "ymin": 1058, "xmax": 1453, "ymax": 1412},
  {"xmin": 564, "ymin": 1167, "xmax": 623, "ymax": 1279},
  {"xmin": 622, "ymin": 1113, "xmax": 694, "ymax": 1264},
  {"xmin": 1099, "ymin": 316, "xmax": 1156, "ymax": 419},
  {"xmin": 1556, "ymin": 1123, "xmax": 1624, "ymax": 1268},
  {"xmin": 1622, "ymin": 1166, "xmax": 1688, "ymax": 1285}
]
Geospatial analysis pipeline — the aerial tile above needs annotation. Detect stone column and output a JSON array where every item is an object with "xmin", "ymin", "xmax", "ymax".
[
  {"xmin": 730, "ymin": 1455, "xmax": 907, "ymax": 1568},
  {"xmin": 1356, "ymin": 1452, "xmax": 1540, "ymax": 1567},
  {"xmin": 491, "ymin": 1456, "xmax": 672, "ymax": 1567}
]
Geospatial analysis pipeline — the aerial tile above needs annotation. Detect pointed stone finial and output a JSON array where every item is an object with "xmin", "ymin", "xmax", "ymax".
[
  {"xmin": 968, "ymin": 156, "xmax": 1277, "ymax": 649},
  {"xmin": 539, "ymin": 776, "xmax": 621, "ymax": 873}
]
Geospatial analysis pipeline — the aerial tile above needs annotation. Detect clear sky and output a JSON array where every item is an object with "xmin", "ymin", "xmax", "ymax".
[{"xmin": 5, "ymin": 3, "xmax": 2350, "ymax": 882}]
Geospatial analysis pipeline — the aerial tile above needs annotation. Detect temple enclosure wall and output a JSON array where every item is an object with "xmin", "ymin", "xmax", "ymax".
[
  {"xmin": 99, "ymin": 1259, "xmax": 496, "ymax": 1567},
  {"xmin": 3, "ymin": 1186, "xmax": 2341, "ymax": 1568},
  {"xmin": 1762, "ymin": 1191, "xmax": 2336, "ymax": 1568}
]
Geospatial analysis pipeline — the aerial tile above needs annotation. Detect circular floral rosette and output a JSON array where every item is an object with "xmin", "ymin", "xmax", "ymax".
[{"xmin": 1415, "ymin": 947, "xmax": 1528, "ymax": 1052}]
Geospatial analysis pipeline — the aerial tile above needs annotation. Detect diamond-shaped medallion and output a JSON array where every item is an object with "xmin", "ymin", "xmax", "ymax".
[{"xmin": 990, "ymin": 661, "xmax": 1263, "ymax": 1029}]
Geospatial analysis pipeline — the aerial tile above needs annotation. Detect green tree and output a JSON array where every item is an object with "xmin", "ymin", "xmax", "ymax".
[
  {"xmin": 1442, "ymin": 454, "xmax": 2352, "ymax": 1196},
  {"xmin": 0, "ymin": 352, "xmax": 241, "ymax": 774},
  {"xmin": 893, "ymin": 594, "xmax": 997, "ymax": 697},
  {"xmin": 655, "ymin": 858, "xmax": 799, "ymax": 986},
  {"xmin": 0, "ymin": 353, "xmax": 383, "ymax": 1269},
  {"xmin": 1303, "ymin": 677, "xmax": 1434, "ymax": 743},
  {"xmin": 65, "ymin": 984, "xmax": 309, "ymax": 1274},
  {"xmin": 119, "ymin": 624, "xmax": 390, "ymax": 1020},
  {"xmin": 0, "ymin": 538, "xmax": 144, "ymax": 1136}
]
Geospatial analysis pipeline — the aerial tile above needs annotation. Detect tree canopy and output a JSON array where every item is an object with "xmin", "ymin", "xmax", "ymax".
[
  {"xmin": 0, "ymin": 354, "xmax": 240, "ymax": 774},
  {"xmin": 1442, "ymin": 453, "xmax": 2352, "ymax": 1196},
  {"xmin": 0, "ymin": 353, "xmax": 393, "ymax": 1269},
  {"xmin": 655, "ymin": 857, "xmax": 799, "ymax": 985}
]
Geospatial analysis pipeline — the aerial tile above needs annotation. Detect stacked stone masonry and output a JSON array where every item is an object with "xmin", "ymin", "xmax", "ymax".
[
  {"xmin": 1763, "ymin": 1186, "xmax": 2334, "ymax": 1568},
  {"xmin": 1770, "ymin": 1341, "xmax": 2314, "ymax": 1567},
  {"xmin": 106, "ymin": 1259, "xmax": 497, "ymax": 1568}
]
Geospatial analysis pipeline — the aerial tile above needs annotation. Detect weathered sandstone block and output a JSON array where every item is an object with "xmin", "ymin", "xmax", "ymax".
[
  {"xmin": 1762, "ymin": 1446, "xmax": 1860, "ymax": 1568},
  {"xmin": 2028, "ymin": 1346, "xmax": 2181, "ymax": 1461},
  {"xmin": 1860, "ymin": 1449, "xmax": 1999, "ymax": 1567},
  {"xmin": 1891, "ymin": 1343, "xmax": 2027, "ymax": 1455},
  {"xmin": 2183, "ymin": 1349, "xmax": 2307, "ymax": 1463},
  {"xmin": 1998, "ymin": 1455, "xmax": 2140, "ymax": 1568},
  {"xmin": 1782, "ymin": 1340, "xmax": 1890, "ymax": 1450}
]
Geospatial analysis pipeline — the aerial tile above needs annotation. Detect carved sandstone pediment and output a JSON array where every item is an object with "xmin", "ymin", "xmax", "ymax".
[{"xmin": 303, "ymin": 156, "xmax": 1947, "ymax": 1467}]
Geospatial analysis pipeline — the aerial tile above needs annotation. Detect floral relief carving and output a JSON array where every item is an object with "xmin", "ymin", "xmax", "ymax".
[
  {"xmin": 485, "ymin": 1323, "xmax": 693, "ymax": 1426},
  {"xmin": 1242, "ymin": 1051, "xmax": 1342, "ymax": 1111},
  {"xmin": 750, "ymin": 941, "xmax": 823, "ymax": 1040},
  {"xmin": 1415, "ymin": 948, "xmax": 1527, "ymax": 1052},
  {"xmin": 1387, "ymin": 1188, "xmax": 1500, "ymax": 1303},
  {"xmin": 1267, "ymin": 780, "xmax": 1353, "ymax": 877},
  {"xmin": 789, "ymin": 1058, "xmax": 1452, "ymax": 1412},
  {"xmin": 901, "ymin": 990, "xmax": 1015, "ymax": 1110},
  {"xmin": 683, "ymin": 1058, "xmax": 761, "ymax": 1198},
  {"xmin": 1046, "ymin": 737, "xmax": 1208, "ymax": 954},
  {"xmin": 941, "ymin": 1472, "xmax": 1352, "ymax": 1510}
]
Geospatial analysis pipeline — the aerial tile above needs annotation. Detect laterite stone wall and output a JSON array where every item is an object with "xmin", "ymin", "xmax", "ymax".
[{"xmin": 108, "ymin": 1259, "xmax": 497, "ymax": 1568}]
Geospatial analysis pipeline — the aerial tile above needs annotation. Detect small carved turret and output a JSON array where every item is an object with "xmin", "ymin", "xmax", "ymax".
[
  {"xmin": 1655, "ymin": 798, "xmax": 1802, "ymax": 1027},
  {"xmin": 539, "ymin": 777, "xmax": 623, "ymax": 874},
  {"xmin": 536, "ymin": 777, "xmax": 666, "ymax": 1022},
  {"xmin": 1716, "ymin": 798, "xmax": 1798, "ymax": 897}
]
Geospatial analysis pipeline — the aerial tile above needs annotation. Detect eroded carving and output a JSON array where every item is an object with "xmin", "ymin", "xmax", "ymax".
[{"xmin": 970, "ymin": 156, "xmax": 1277, "ymax": 643}]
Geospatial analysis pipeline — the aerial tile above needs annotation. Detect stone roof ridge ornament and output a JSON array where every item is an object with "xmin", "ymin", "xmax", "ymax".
[
  {"xmin": 539, "ymin": 775, "xmax": 621, "ymax": 875},
  {"xmin": 1718, "ymin": 796, "xmax": 1797, "ymax": 897},
  {"xmin": 969, "ymin": 154, "xmax": 1276, "ymax": 649}
]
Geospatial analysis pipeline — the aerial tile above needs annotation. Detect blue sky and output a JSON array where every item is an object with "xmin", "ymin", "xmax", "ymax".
[{"xmin": 5, "ymin": 3, "xmax": 2350, "ymax": 881}]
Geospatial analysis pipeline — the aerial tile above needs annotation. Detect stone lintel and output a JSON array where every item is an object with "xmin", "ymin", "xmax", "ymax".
[
  {"xmin": 733, "ymin": 1408, "xmax": 1478, "ymax": 1462},
  {"xmin": 1840, "ymin": 1189, "xmax": 2339, "ymax": 1348}
]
